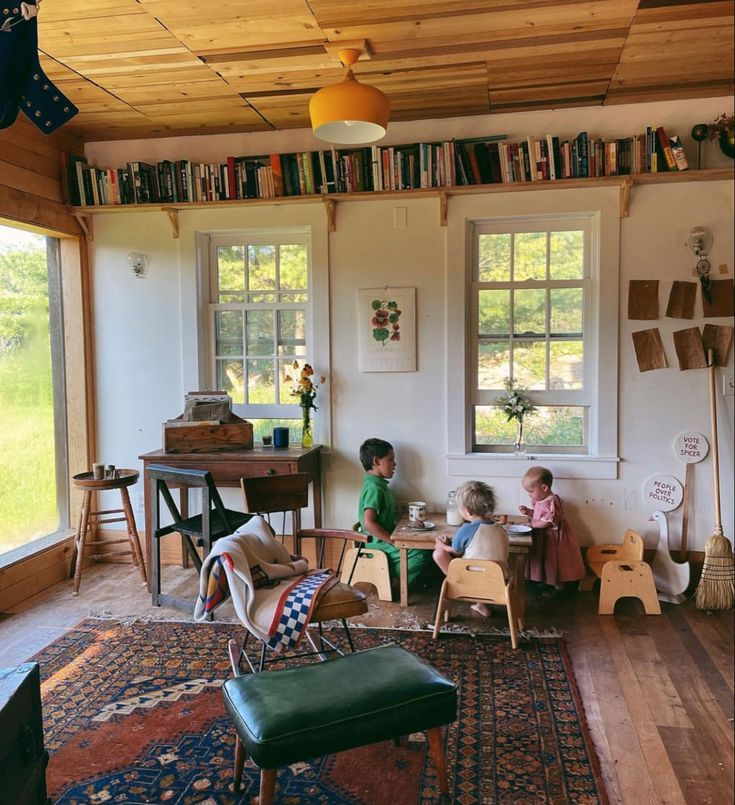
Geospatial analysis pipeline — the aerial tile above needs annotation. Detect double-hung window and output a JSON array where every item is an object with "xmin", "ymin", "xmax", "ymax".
[
  {"xmin": 203, "ymin": 230, "xmax": 313, "ymax": 439},
  {"xmin": 471, "ymin": 217, "xmax": 594, "ymax": 453}
]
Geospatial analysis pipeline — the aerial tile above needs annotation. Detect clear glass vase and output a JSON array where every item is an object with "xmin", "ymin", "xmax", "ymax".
[
  {"xmin": 514, "ymin": 420, "xmax": 526, "ymax": 455},
  {"xmin": 301, "ymin": 406, "xmax": 313, "ymax": 448}
]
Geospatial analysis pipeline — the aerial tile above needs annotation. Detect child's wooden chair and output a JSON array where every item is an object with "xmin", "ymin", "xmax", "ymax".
[
  {"xmin": 340, "ymin": 524, "xmax": 393, "ymax": 601},
  {"xmin": 432, "ymin": 558, "xmax": 524, "ymax": 649},
  {"xmin": 582, "ymin": 529, "xmax": 661, "ymax": 615},
  {"xmin": 580, "ymin": 529, "xmax": 644, "ymax": 589}
]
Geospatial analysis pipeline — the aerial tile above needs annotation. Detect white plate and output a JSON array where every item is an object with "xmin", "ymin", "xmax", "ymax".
[
  {"xmin": 503, "ymin": 524, "xmax": 532, "ymax": 534},
  {"xmin": 403, "ymin": 521, "xmax": 436, "ymax": 532}
]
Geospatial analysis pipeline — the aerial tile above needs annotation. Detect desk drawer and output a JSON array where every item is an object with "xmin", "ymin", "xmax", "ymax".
[{"xmin": 202, "ymin": 462, "xmax": 299, "ymax": 483}]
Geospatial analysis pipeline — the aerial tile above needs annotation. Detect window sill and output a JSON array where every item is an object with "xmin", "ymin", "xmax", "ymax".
[
  {"xmin": 447, "ymin": 454, "xmax": 619, "ymax": 480},
  {"xmin": 0, "ymin": 529, "xmax": 75, "ymax": 572}
]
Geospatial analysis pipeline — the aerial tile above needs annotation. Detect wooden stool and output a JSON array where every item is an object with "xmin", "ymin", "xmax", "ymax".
[{"xmin": 70, "ymin": 470, "xmax": 147, "ymax": 595}]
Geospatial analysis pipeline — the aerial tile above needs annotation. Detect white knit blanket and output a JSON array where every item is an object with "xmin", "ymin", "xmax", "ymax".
[{"xmin": 193, "ymin": 516, "xmax": 333, "ymax": 649}]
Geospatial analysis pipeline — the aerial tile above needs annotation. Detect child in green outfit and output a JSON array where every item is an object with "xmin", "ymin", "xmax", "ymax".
[{"xmin": 358, "ymin": 438, "xmax": 429, "ymax": 591}]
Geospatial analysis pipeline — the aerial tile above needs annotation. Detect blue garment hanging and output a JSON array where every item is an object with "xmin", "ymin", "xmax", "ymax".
[{"xmin": 0, "ymin": 1, "xmax": 78, "ymax": 132}]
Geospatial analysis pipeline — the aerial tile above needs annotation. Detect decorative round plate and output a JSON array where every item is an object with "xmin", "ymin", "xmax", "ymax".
[
  {"xmin": 503, "ymin": 524, "xmax": 532, "ymax": 534},
  {"xmin": 403, "ymin": 521, "xmax": 436, "ymax": 532}
]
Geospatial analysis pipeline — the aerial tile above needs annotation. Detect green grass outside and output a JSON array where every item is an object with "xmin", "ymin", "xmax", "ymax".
[{"xmin": 0, "ymin": 303, "xmax": 58, "ymax": 556}]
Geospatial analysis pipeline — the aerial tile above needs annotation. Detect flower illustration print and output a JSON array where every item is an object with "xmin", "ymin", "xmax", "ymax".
[{"xmin": 370, "ymin": 298, "xmax": 402, "ymax": 346}]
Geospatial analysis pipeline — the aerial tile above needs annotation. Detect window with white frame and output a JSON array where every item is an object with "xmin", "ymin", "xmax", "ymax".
[
  {"xmin": 203, "ymin": 230, "xmax": 313, "ymax": 440},
  {"xmin": 471, "ymin": 217, "xmax": 595, "ymax": 453}
]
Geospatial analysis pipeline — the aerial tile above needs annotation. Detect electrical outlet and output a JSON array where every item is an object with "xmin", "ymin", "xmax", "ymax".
[
  {"xmin": 724, "ymin": 373, "xmax": 735, "ymax": 397},
  {"xmin": 134, "ymin": 493, "xmax": 145, "ymax": 512}
]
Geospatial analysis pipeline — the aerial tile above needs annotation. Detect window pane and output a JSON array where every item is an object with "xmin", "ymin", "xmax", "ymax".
[
  {"xmin": 475, "ymin": 405, "xmax": 516, "ymax": 445},
  {"xmin": 550, "ymin": 289, "xmax": 583, "ymax": 335},
  {"xmin": 524, "ymin": 406, "xmax": 585, "ymax": 446},
  {"xmin": 550, "ymin": 341, "xmax": 584, "ymax": 389},
  {"xmin": 278, "ymin": 310, "xmax": 306, "ymax": 356},
  {"xmin": 478, "ymin": 290, "xmax": 509, "ymax": 336},
  {"xmin": 550, "ymin": 231, "xmax": 584, "ymax": 279},
  {"xmin": 249, "ymin": 292, "xmax": 276, "ymax": 304},
  {"xmin": 218, "ymin": 292, "xmax": 246, "ymax": 303},
  {"xmin": 215, "ymin": 310, "xmax": 243, "ymax": 356},
  {"xmin": 248, "ymin": 245, "xmax": 276, "ymax": 292},
  {"xmin": 247, "ymin": 359, "xmax": 275, "ymax": 404},
  {"xmin": 514, "ymin": 232, "xmax": 546, "ymax": 281},
  {"xmin": 249, "ymin": 418, "xmax": 303, "ymax": 444},
  {"xmin": 279, "ymin": 360, "xmax": 300, "ymax": 404},
  {"xmin": 478, "ymin": 233, "xmax": 511, "ymax": 281},
  {"xmin": 280, "ymin": 292, "xmax": 307, "ymax": 303},
  {"xmin": 474, "ymin": 405, "xmax": 585, "ymax": 447},
  {"xmin": 477, "ymin": 342, "xmax": 510, "ymax": 390},
  {"xmin": 279, "ymin": 244, "xmax": 307, "ymax": 289},
  {"xmin": 217, "ymin": 246, "xmax": 245, "ymax": 292},
  {"xmin": 514, "ymin": 289, "xmax": 546, "ymax": 335},
  {"xmin": 246, "ymin": 310, "xmax": 274, "ymax": 355},
  {"xmin": 513, "ymin": 341, "xmax": 546, "ymax": 389},
  {"xmin": 0, "ymin": 229, "xmax": 59, "ymax": 552},
  {"xmin": 217, "ymin": 358, "xmax": 244, "ymax": 404}
]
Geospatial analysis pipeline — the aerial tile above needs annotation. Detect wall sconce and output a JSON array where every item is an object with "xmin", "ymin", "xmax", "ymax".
[
  {"xmin": 687, "ymin": 226, "xmax": 713, "ymax": 303},
  {"xmin": 127, "ymin": 251, "xmax": 149, "ymax": 278}
]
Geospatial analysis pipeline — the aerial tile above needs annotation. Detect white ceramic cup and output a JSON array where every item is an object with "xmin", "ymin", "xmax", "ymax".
[{"xmin": 408, "ymin": 501, "xmax": 426, "ymax": 527}]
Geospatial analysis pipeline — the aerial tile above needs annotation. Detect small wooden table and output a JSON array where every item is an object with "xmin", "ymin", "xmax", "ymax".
[
  {"xmin": 139, "ymin": 446, "xmax": 323, "ymax": 591},
  {"xmin": 390, "ymin": 513, "xmax": 533, "ymax": 608}
]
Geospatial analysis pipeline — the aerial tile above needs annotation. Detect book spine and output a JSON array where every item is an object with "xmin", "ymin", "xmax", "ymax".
[
  {"xmin": 669, "ymin": 136, "xmax": 689, "ymax": 171},
  {"xmin": 656, "ymin": 126, "xmax": 677, "ymax": 171}
]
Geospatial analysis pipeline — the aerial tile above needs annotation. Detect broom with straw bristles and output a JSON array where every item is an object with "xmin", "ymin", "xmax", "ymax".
[{"xmin": 695, "ymin": 350, "xmax": 734, "ymax": 611}]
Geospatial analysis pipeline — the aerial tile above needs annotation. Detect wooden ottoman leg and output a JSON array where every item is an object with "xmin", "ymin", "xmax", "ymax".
[
  {"xmin": 233, "ymin": 735, "xmax": 246, "ymax": 792},
  {"xmin": 427, "ymin": 726, "xmax": 449, "ymax": 796},
  {"xmin": 259, "ymin": 768, "xmax": 277, "ymax": 805}
]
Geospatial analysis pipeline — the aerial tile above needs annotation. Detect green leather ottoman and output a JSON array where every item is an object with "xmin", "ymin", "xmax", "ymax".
[{"xmin": 222, "ymin": 643, "xmax": 457, "ymax": 804}]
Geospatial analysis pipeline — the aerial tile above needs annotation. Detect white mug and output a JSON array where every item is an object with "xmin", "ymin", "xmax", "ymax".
[{"xmin": 408, "ymin": 501, "xmax": 426, "ymax": 527}]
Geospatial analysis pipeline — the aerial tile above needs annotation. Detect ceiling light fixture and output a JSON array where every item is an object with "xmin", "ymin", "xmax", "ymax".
[{"xmin": 309, "ymin": 48, "xmax": 389, "ymax": 145}]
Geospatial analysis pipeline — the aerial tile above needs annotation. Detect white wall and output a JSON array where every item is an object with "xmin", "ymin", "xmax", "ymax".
[{"xmin": 87, "ymin": 97, "xmax": 734, "ymax": 552}]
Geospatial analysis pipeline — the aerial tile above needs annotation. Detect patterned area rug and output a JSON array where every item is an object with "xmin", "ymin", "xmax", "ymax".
[{"xmin": 35, "ymin": 619, "xmax": 607, "ymax": 804}]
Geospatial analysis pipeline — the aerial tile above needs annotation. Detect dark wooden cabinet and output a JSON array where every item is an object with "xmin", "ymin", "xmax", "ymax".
[{"xmin": 0, "ymin": 663, "xmax": 49, "ymax": 805}]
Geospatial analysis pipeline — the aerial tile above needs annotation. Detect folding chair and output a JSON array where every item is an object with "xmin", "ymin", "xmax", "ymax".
[{"xmin": 148, "ymin": 464, "xmax": 252, "ymax": 612}]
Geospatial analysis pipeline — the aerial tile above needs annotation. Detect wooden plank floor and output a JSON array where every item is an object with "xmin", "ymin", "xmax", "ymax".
[{"xmin": 0, "ymin": 562, "xmax": 732, "ymax": 805}]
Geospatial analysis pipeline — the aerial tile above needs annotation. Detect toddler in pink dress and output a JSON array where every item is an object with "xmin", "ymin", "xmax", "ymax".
[{"xmin": 519, "ymin": 466, "xmax": 585, "ymax": 590}]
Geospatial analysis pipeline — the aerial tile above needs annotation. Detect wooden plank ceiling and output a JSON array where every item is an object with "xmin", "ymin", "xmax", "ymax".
[{"xmin": 37, "ymin": 0, "xmax": 734, "ymax": 141}]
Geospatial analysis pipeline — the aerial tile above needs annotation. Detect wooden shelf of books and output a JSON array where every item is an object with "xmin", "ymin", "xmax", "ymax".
[{"xmin": 64, "ymin": 128, "xmax": 734, "ymax": 239}]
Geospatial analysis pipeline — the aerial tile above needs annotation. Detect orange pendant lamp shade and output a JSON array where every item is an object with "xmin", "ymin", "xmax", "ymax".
[{"xmin": 309, "ymin": 49, "xmax": 389, "ymax": 145}]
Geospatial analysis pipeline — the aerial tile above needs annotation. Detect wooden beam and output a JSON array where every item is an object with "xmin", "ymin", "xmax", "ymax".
[
  {"xmin": 620, "ymin": 177, "xmax": 633, "ymax": 218},
  {"xmin": 0, "ymin": 184, "xmax": 83, "ymax": 237},
  {"xmin": 73, "ymin": 213, "xmax": 93, "ymax": 241}
]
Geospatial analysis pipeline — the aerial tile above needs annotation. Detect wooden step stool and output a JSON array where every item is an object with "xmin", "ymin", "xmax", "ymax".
[{"xmin": 70, "ymin": 469, "xmax": 147, "ymax": 595}]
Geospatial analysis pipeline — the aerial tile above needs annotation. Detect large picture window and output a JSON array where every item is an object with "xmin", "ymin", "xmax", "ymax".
[
  {"xmin": 203, "ymin": 230, "xmax": 313, "ymax": 441},
  {"xmin": 0, "ymin": 225, "xmax": 69, "ymax": 556},
  {"xmin": 471, "ymin": 218, "xmax": 594, "ymax": 453}
]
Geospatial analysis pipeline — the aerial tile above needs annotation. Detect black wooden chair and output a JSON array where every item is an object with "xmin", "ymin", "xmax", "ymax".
[{"xmin": 147, "ymin": 464, "xmax": 252, "ymax": 612}]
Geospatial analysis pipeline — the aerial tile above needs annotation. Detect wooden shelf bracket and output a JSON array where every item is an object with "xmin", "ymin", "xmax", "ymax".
[
  {"xmin": 323, "ymin": 198, "xmax": 336, "ymax": 233},
  {"xmin": 438, "ymin": 192, "xmax": 448, "ymax": 227},
  {"xmin": 162, "ymin": 208, "xmax": 180, "ymax": 239},
  {"xmin": 73, "ymin": 213, "xmax": 93, "ymax": 242},
  {"xmin": 619, "ymin": 178, "xmax": 633, "ymax": 219}
]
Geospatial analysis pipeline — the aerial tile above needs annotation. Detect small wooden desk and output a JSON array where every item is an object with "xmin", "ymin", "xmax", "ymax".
[
  {"xmin": 139, "ymin": 446, "xmax": 322, "ymax": 590},
  {"xmin": 391, "ymin": 513, "xmax": 532, "ymax": 608}
]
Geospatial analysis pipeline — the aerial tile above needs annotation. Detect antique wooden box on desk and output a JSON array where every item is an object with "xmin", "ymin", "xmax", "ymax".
[{"xmin": 0, "ymin": 663, "xmax": 49, "ymax": 805}]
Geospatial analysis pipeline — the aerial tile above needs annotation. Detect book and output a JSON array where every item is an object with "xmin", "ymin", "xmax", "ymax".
[
  {"xmin": 656, "ymin": 126, "xmax": 677, "ymax": 171},
  {"xmin": 669, "ymin": 136, "xmax": 689, "ymax": 171}
]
